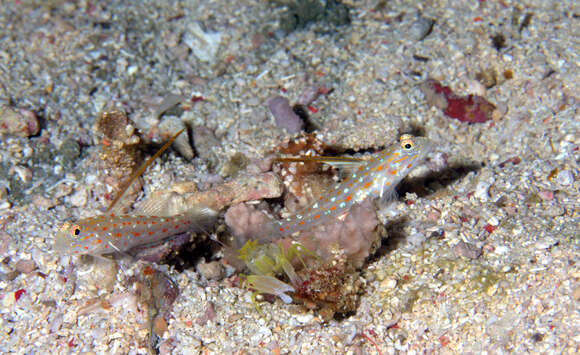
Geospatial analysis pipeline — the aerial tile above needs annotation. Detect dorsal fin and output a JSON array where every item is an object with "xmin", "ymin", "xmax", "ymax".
[{"xmin": 274, "ymin": 155, "xmax": 366, "ymax": 174}]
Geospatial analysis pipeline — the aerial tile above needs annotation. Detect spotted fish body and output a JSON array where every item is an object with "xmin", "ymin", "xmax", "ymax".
[
  {"xmin": 275, "ymin": 135, "xmax": 431, "ymax": 236},
  {"xmin": 54, "ymin": 207, "xmax": 217, "ymax": 255}
]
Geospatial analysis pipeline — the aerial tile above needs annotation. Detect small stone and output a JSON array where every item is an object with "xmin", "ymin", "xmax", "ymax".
[
  {"xmin": 158, "ymin": 116, "xmax": 194, "ymax": 160},
  {"xmin": 572, "ymin": 286, "xmax": 580, "ymax": 302},
  {"xmin": 196, "ymin": 260, "xmax": 225, "ymax": 281},
  {"xmin": 453, "ymin": 240, "xmax": 481, "ymax": 259},
  {"xmin": 473, "ymin": 181, "xmax": 491, "ymax": 201},
  {"xmin": 294, "ymin": 313, "xmax": 314, "ymax": 324},
  {"xmin": 0, "ymin": 106, "xmax": 40, "ymax": 137},
  {"xmin": 0, "ymin": 201, "xmax": 11, "ymax": 211},
  {"xmin": 556, "ymin": 170, "xmax": 574, "ymax": 186},
  {"xmin": 153, "ymin": 316, "xmax": 168, "ymax": 336},
  {"xmin": 267, "ymin": 96, "xmax": 304, "ymax": 133},
  {"xmin": 32, "ymin": 195, "xmax": 57, "ymax": 210},
  {"xmin": 487, "ymin": 216, "xmax": 499, "ymax": 226},
  {"xmin": 538, "ymin": 190, "xmax": 554, "ymax": 200},
  {"xmin": 0, "ymin": 187, "xmax": 7, "ymax": 200},
  {"xmin": 409, "ymin": 15, "xmax": 434, "ymax": 41},
  {"xmin": 381, "ymin": 278, "xmax": 397, "ymax": 290},
  {"xmin": 14, "ymin": 259, "xmax": 36, "ymax": 274},
  {"xmin": 183, "ymin": 22, "xmax": 222, "ymax": 63},
  {"xmin": 535, "ymin": 238, "xmax": 556, "ymax": 250},
  {"xmin": 69, "ymin": 188, "xmax": 88, "ymax": 207},
  {"xmin": 11, "ymin": 165, "xmax": 32, "ymax": 183}
]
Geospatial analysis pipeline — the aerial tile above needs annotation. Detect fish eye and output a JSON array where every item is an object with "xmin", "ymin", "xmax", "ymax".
[
  {"xmin": 70, "ymin": 225, "xmax": 81, "ymax": 237},
  {"xmin": 400, "ymin": 138, "xmax": 414, "ymax": 150}
]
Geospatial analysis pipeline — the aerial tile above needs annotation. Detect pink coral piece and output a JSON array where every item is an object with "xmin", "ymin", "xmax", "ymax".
[{"xmin": 422, "ymin": 79, "xmax": 495, "ymax": 123}]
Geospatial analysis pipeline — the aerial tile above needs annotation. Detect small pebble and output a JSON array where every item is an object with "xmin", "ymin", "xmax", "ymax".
[
  {"xmin": 69, "ymin": 188, "xmax": 88, "ymax": 207},
  {"xmin": 196, "ymin": 260, "xmax": 225, "ymax": 281},
  {"xmin": 556, "ymin": 170, "xmax": 574, "ymax": 186},
  {"xmin": 453, "ymin": 240, "xmax": 482, "ymax": 259},
  {"xmin": 572, "ymin": 286, "xmax": 580, "ymax": 302},
  {"xmin": 473, "ymin": 181, "xmax": 491, "ymax": 201},
  {"xmin": 12, "ymin": 165, "xmax": 32, "ymax": 183},
  {"xmin": 153, "ymin": 316, "xmax": 168, "ymax": 336},
  {"xmin": 14, "ymin": 259, "xmax": 36, "ymax": 274},
  {"xmin": 381, "ymin": 278, "xmax": 397, "ymax": 290},
  {"xmin": 535, "ymin": 238, "xmax": 556, "ymax": 250},
  {"xmin": 409, "ymin": 15, "xmax": 434, "ymax": 41},
  {"xmin": 0, "ymin": 201, "xmax": 11, "ymax": 211},
  {"xmin": 0, "ymin": 106, "xmax": 40, "ymax": 137},
  {"xmin": 158, "ymin": 116, "xmax": 194, "ymax": 160},
  {"xmin": 0, "ymin": 187, "xmax": 8, "ymax": 200},
  {"xmin": 538, "ymin": 190, "xmax": 554, "ymax": 200},
  {"xmin": 267, "ymin": 96, "xmax": 304, "ymax": 133},
  {"xmin": 32, "ymin": 195, "xmax": 56, "ymax": 210},
  {"xmin": 487, "ymin": 216, "xmax": 499, "ymax": 226}
]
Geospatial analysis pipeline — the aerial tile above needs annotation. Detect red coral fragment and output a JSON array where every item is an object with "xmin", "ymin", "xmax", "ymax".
[
  {"xmin": 483, "ymin": 224, "xmax": 497, "ymax": 233},
  {"xmin": 422, "ymin": 79, "xmax": 495, "ymax": 123},
  {"xmin": 14, "ymin": 289, "xmax": 25, "ymax": 301}
]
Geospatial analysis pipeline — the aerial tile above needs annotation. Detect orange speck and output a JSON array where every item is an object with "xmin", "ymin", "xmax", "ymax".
[
  {"xmin": 473, "ymin": 16, "xmax": 483, "ymax": 22},
  {"xmin": 84, "ymin": 246, "xmax": 89, "ymax": 250},
  {"xmin": 112, "ymin": 223, "xmax": 117, "ymax": 228},
  {"xmin": 149, "ymin": 231, "xmax": 154, "ymax": 236},
  {"xmin": 115, "ymin": 232, "xmax": 122, "ymax": 238},
  {"xmin": 279, "ymin": 227, "xmax": 285, "ymax": 232},
  {"xmin": 358, "ymin": 166, "xmax": 364, "ymax": 171},
  {"xmin": 384, "ymin": 181, "xmax": 391, "ymax": 186},
  {"xmin": 96, "ymin": 239, "xmax": 102, "ymax": 244},
  {"xmin": 102, "ymin": 226, "xmax": 108, "ymax": 231},
  {"xmin": 364, "ymin": 182, "xmax": 373, "ymax": 189},
  {"xmin": 151, "ymin": 221, "xmax": 156, "ymax": 225},
  {"xmin": 162, "ymin": 228, "xmax": 168, "ymax": 233},
  {"xmin": 389, "ymin": 170, "xmax": 398, "ymax": 175},
  {"xmin": 299, "ymin": 220, "xmax": 305, "ymax": 225},
  {"xmin": 109, "ymin": 213, "xmax": 115, "ymax": 217},
  {"xmin": 407, "ymin": 164, "xmax": 412, "ymax": 169},
  {"xmin": 285, "ymin": 226, "xmax": 290, "ymax": 230},
  {"xmin": 348, "ymin": 183, "xmax": 353, "ymax": 187},
  {"xmin": 314, "ymin": 214, "xmax": 321, "ymax": 219},
  {"xmin": 330, "ymin": 206, "xmax": 337, "ymax": 211},
  {"xmin": 134, "ymin": 232, "xmax": 141, "ymax": 237},
  {"xmin": 143, "ymin": 266, "xmax": 154, "ymax": 275},
  {"xmin": 375, "ymin": 165, "xmax": 384, "ymax": 171},
  {"xmin": 345, "ymin": 195, "xmax": 352, "ymax": 201}
]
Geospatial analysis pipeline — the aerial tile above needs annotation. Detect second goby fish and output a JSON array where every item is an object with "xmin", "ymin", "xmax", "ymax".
[
  {"xmin": 274, "ymin": 134, "xmax": 432, "ymax": 236},
  {"xmin": 54, "ymin": 206, "xmax": 217, "ymax": 255}
]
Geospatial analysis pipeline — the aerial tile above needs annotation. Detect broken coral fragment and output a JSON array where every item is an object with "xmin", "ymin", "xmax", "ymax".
[
  {"xmin": 0, "ymin": 106, "xmax": 40, "ymax": 137},
  {"xmin": 421, "ymin": 79, "xmax": 496, "ymax": 123},
  {"xmin": 268, "ymin": 96, "xmax": 304, "ymax": 133}
]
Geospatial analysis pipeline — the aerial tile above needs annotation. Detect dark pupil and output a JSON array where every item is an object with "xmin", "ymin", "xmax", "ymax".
[
  {"xmin": 404, "ymin": 143, "xmax": 412, "ymax": 149},
  {"xmin": 74, "ymin": 228, "xmax": 80, "ymax": 236}
]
